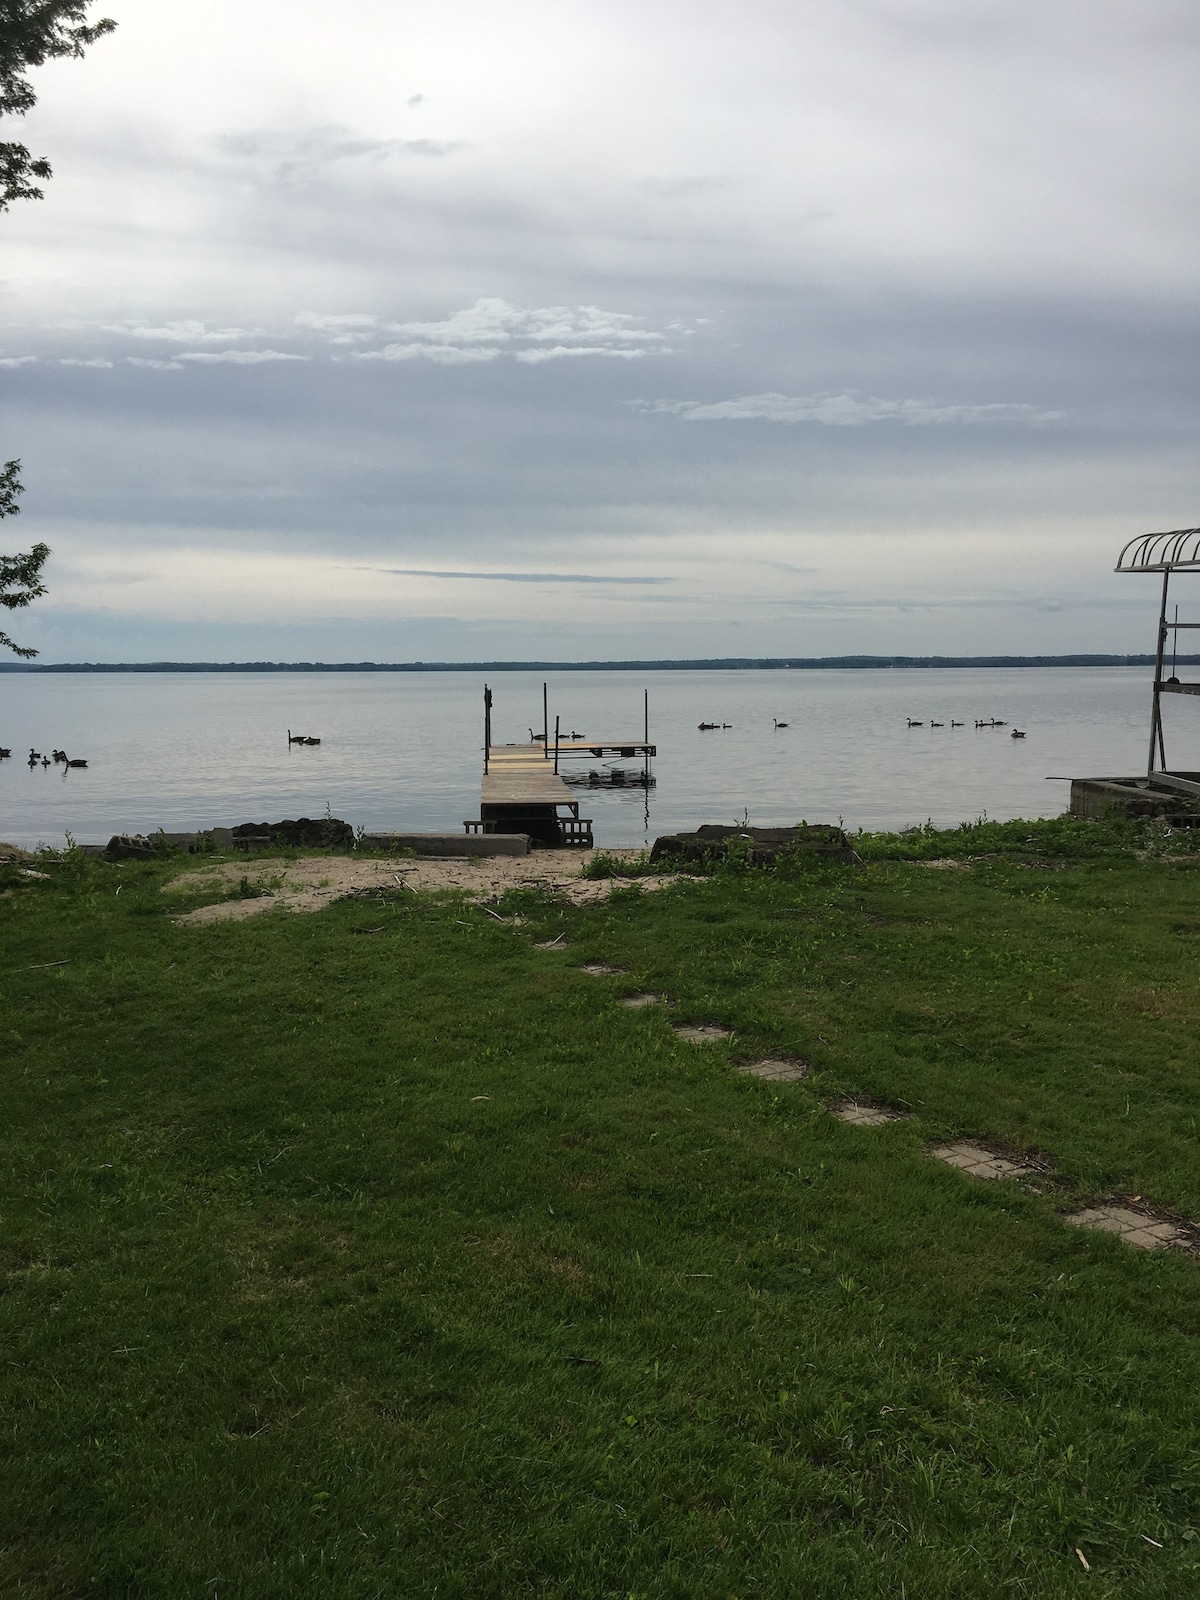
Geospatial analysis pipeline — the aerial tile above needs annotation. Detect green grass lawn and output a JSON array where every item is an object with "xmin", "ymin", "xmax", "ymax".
[{"xmin": 3, "ymin": 819, "xmax": 1200, "ymax": 1597}]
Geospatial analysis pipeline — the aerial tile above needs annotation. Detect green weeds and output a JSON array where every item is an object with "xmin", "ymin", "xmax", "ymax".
[{"xmin": 579, "ymin": 848, "xmax": 659, "ymax": 878}]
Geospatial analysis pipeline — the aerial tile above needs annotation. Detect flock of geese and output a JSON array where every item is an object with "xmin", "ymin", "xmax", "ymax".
[
  {"xmin": 698, "ymin": 719, "xmax": 790, "ymax": 731},
  {"xmin": 696, "ymin": 716, "xmax": 1025, "ymax": 737},
  {"xmin": 907, "ymin": 717, "xmax": 1026, "ymax": 738},
  {"xmin": 3, "ymin": 747, "xmax": 90, "ymax": 767},
  {"xmin": 2, "ymin": 730, "xmax": 324, "ymax": 767}
]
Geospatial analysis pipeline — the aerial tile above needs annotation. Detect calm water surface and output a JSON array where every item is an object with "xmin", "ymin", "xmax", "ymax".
[{"xmin": 0, "ymin": 667, "xmax": 1159, "ymax": 849}]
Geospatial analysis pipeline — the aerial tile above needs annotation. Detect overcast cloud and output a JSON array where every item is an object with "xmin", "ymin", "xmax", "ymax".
[{"xmin": 1, "ymin": 0, "xmax": 1198, "ymax": 661}]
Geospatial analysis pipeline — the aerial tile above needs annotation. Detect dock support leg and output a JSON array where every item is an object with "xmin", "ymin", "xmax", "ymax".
[{"xmin": 1148, "ymin": 571, "xmax": 1169, "ymax": 780}]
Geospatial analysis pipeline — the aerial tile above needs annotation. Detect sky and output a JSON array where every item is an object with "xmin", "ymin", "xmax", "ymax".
[{"xmin": 1, "ymin": 0, "xmax": 1198, "ymax": 662}]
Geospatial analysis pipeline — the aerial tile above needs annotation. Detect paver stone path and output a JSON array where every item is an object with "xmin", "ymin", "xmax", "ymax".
[
  {"xmin": 674, "ymin": 1024, "xmax": 732, "ymax": 1044},
  {"xmin": 738, "ymin": 1058, "xmax": 808, "ymax": 1082},
  {"xmin": 836, "ymin": 1102, "xmax": 902, "ymax": 1126},
  {"xmin": 931, "ymin": 1141, "xmax": 1039, "ymax": 1182},
  {"xmin": 1066, "ymin": 1206, "xmax": 1184, "ymax": 1251}
]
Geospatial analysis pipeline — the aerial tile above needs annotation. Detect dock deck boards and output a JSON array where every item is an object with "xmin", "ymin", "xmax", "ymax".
[
  {"xmin": 482, "ymin": 744, "xmax": 576, "ymax": 809},
  {"xmin": 476, "ymin": 715, "xmax": 650, "ymax": 845}
]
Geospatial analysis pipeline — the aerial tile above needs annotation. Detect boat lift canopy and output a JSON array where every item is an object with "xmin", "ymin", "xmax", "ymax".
[{"xmin": 1117, "ymin": 527, "xmax": 1200, "ymax": 794}]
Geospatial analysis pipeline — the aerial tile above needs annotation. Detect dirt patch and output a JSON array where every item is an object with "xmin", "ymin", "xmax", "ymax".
[
  {"xmin": 1122, "ymin": 986, "xmax": 1196, "ymax": 1021},
  {"xmin": 167, "ymin": 850, "xmax": 677, "ymax": 926}
]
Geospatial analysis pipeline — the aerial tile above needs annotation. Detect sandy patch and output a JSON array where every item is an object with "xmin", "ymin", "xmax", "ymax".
[{"xmin": 166, "ymin": 849, "xmax": 677, "ymax": 926}]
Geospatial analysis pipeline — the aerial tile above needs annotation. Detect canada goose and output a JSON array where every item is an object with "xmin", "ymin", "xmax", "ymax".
[
  {"xmin": 1010, "ymin": 729, "xmax": 1025, "ymax": 739},
  {"xmin": 773, "ymin": 719, "xmax": 789, "ymax": 729},
  {"xmin": 29, "ymin": 748, "xmax": 41, "ymax": 761},
  {"xmin": 41, "ymin": 756, "xmax": 50, "ymax": 767},
  {"xmin": 0, "ymin": 747, "xmax": 10, "ymax": 759},
  {"xmin": 950, "ymin": 720, "xmax": 963, "ymax": 727},
  {"xmin": 993, "ymin": 720, "xmax": 1008, "ymax": 727},
  {"xmin": 722, "ymin": 723, "xmax": 732, "ymax": 729},
  {"xmin": 930, "ymin": 721, "xmax": 944, "ymax": 727},
  {"xmin": 303, "ymin": 736, "xmax": 321, "ymax": 745},
  {"xmin": 27, "ymin": 751, "xmax": 39, "ymax": 767},
  {"xmin": 52, "ymin": 749, "xmax": 66, "ymax": 763},
  {"xmin": 698, "ymin": 722, "xmax": 719, "ymax": 730},
  {"xmin": 529, "ymin": 728, "xmax": 546, "ymax": 742},
  {"xmin": 906, "ymin": 718, "xmax": 923, "ymax": 727},
  {"xmin": 64, "ymin": 755, "xmax": 88, "ymax": 767},
  {"xmin": 570, "ymin": 730, "xmax": 582, "ymax": 739}
]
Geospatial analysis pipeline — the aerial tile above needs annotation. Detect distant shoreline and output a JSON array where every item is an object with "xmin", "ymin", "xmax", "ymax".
[{"xmin": 0, "ymin": 654, "xmax": 1186, "ymax": 674}]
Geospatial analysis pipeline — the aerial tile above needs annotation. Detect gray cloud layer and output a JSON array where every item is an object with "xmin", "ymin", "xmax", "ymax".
[{"xmin": 0, "ymin": 0, "xmax": 1197, "ymax": 660}]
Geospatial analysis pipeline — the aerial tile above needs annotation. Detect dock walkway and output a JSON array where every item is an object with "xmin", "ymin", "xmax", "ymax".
[
  {"xmin": 473, "ymin": 743, "xmax": 592, "ymax": 846},
  {"xmin": 470, "ymin": 684, "xmax": 656, "ymax": 847}
]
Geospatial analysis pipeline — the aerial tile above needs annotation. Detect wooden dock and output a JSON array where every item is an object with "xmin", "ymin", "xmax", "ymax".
[
  {"xmin": 467, "ymin": 684, "xmax": 656, "ymax": 846},
  {"xmin": 472, "ymin": 743, "xmax": 593, "ymax": 846}
]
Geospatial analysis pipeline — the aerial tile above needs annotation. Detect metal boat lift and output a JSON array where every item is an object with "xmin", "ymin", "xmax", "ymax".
[{"xmin": 1116, "ymin": 526, "xmax": 1200, "ymax": 796}]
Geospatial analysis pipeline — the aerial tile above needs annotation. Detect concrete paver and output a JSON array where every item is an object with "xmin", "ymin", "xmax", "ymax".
[
  {"xmin": 579, "ymin": 963, "xmax": 624, "ymax": 976},
  {"xmin": 1066, "ymin": 1206, "xmax": 1184, "ymax": 1250},
  {"xmin": 738, "ymin": 1057, "xmax": 809, "ymax": 1082},
  {"xmin": 836, "ymin": 1102, "xmax": 902, "ymax": 1126},
  {"xmin": 931, "ymin": 1141, "xmax": 1039, "ymax": 1182},
  {"xmin": 674, "ymin": 1024, "xmax": 732, "ymax": 1044},
  {"xmin": 619, "ymin": 993, "xmax": 664, "ymax": 1009}
]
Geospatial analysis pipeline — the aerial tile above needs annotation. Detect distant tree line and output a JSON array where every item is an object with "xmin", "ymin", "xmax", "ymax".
[{"xmin": 0, "ymin": 655, "xmax": 1189, "ymax": 674}]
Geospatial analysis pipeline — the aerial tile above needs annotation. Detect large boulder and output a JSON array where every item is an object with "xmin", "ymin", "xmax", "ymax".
[
  {"xmin": 232, "ymin": 817, "xmax": 354, "ymax": 850},
  {"xmin": 649, "ymin": 823, "xmax": 861, "ymax": 868},
  {"xmin": 106, "ymin": 834, "xmax": 156, "ymax": 860}
]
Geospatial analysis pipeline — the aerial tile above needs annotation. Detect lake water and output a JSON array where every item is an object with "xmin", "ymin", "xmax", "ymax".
[{"xmin": 0, "ymin": 667, "xmax": 1160, "ymax": 850}]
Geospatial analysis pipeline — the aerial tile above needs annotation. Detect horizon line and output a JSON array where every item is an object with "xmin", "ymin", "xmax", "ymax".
[{"xmin": 0, "ymin": 653, "xmax": 1182, "ymax": 673}]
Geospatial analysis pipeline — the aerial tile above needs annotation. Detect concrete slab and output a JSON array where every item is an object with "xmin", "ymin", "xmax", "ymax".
[
  {"xmin": 1069, "ymin": 778, "xmax": 1194, "ymax": 822},
  {"xmin": 674, "ymin": 1024, "xmax": 732, "ymax": 1044},
  {"xmin": 836, "ymin": 1102, "xmax": 902, "ymax": 1126},
  {"xmin": 931, "ymin": 1141, "xmax": 1039, "ymax": 1181},
  {"xmin": 359, "ymin": 833, "xmax": 531, "ymax": 857},
  {"xmin": 1066, "ymin": 1206, "xmax": 1184, "ymax": 1250},
  {"xmin": 738, "ymin": 1057, "xmax": 808, "ymax": 1082},
  {"xmin": 619, "ymin": 993, "xmax": 664, "ymax": 1009},
  {"xmin": 579, "ymin": 962, "xmax": 624, "ymax": 976}
]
